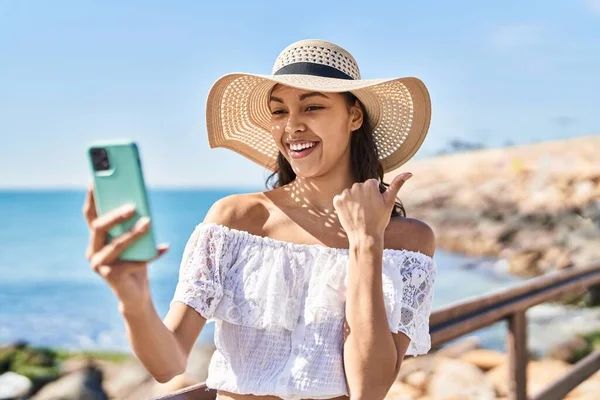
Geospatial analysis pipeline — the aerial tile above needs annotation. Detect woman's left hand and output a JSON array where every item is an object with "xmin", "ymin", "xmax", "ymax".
[{"xmin": 333, "ymin": 173, "xmax": 412, "ymax": 242}]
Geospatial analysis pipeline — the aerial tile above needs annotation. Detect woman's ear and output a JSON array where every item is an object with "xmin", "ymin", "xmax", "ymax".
[{"xmin": 350, "ymin": 101, "xmax": 364, "ymax": 131}]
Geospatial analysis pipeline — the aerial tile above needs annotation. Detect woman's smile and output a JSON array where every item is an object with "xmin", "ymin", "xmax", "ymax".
[{"xmin": 287, "ymin": 141, "xmax": 320, "ymax": 159}]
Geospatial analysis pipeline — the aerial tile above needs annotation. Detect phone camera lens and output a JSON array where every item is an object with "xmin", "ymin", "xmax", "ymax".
[{"xmin": 91, "ymin": 148, "xmax": 110, "ymax": 171}]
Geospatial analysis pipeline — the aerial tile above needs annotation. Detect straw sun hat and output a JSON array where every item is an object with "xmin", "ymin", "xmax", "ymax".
[{"xmin": 206, "ymin": 39, "xmax": 431, "ymax": 173}]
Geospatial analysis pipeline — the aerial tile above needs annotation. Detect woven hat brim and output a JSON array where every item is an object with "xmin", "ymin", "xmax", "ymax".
[{"xmin": 206, "ymin": 73, "xmax": 431, "ymax": 173}]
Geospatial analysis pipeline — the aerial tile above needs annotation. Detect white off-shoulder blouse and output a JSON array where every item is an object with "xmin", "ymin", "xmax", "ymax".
[{"xmin": 171, "ymin": 223, "xmax": 436, "ymax": 399}]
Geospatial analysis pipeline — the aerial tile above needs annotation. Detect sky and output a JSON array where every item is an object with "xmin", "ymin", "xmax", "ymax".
[{"xmin": 0, "ymin": 0, "xmax": 599, "ymax": 188}]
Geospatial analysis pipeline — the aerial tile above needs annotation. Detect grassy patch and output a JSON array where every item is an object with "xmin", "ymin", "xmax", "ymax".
[
  {"xmin": 583, "ymin": 330, "xmax": 600, "ymax": 350},
  {"xmin": 0, "ymin": 343, "xmax": 131, "ymax": 396},
  {"xmin": 570, "ymin": 329, "xmax": 600, "ymax": 363},
  {"xmin": 1, "ymin": 344, "xmax": 131, "ymax": 375},
  {"xmin": 55, "ymin": 349, "xmax": 131, "ymax": 364}
]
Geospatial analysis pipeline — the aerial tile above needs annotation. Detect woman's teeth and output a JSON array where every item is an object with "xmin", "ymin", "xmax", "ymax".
[
  {"xmin": 289, "ymin": 142, "xmax": 316, "ymax": 151},
  {"xmin": 287, "ymin": 141, "xmax": 319, "ymax": 159}
]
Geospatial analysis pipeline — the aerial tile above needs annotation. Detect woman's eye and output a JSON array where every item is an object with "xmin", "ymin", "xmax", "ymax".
[
  {"xmin": 271, "ymin": 109, "xmax": 286, "ymax": 115},
  {"xmin": 306, "ymin": 106, "xmax": 323, "ymax": 112}
]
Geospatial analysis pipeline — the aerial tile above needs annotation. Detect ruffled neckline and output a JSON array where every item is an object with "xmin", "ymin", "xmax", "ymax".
[{"xmin": 202, "ymin": 222, "xmax": 434, "ymax": 262}]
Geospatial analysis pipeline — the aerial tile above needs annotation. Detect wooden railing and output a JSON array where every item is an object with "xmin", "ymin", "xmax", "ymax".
[{"xmin": 152, "ymin": 262, "xmax": 600, "ymax": 400}]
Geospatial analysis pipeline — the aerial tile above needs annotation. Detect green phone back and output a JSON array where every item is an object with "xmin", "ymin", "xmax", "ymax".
[{"xmin": 87, "ymin": 140, "xmax": 158, "ymax": 262}]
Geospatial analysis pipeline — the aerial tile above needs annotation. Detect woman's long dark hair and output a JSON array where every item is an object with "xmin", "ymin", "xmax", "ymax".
[{"xmin": 266, "ymin": 92, "xmax": 406, "ymax": 218}]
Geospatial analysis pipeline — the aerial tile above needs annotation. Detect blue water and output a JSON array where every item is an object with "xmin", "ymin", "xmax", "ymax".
[{"xmin": 0, "ymin": 190, "xmax": 522, "ymax": 352}]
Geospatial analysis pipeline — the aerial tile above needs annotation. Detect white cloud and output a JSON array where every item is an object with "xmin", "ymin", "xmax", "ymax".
[
  {"xmin": 490, "ymin": 23, "xmax": 542, "ymax": 51},
  {"xmin": 586, "ymin": 0, "xmax": 600, "ymax": 15}
]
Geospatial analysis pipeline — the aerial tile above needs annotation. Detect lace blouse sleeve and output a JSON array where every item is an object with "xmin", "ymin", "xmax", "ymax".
[
  {"xmin": 171, "ymin": 223, "xmax": 230, "ymax": 319},
  {"xmin": 383, "ymin": 252, "xmax": 437, "ymax": 356}
]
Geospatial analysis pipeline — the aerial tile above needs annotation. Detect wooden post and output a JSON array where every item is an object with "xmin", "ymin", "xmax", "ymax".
[{"xmin": 507, "ymin": 311, "xmax": 528, "ymax": 400}]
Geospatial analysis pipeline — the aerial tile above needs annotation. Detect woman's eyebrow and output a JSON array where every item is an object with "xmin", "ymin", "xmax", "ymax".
[
  {"xmin": 299, "ymin": 92, "xmax": 329, "ymax": 101},
  {"xmin": 269, "ymin": 92, "xmax": 330, "ymax": 104}
]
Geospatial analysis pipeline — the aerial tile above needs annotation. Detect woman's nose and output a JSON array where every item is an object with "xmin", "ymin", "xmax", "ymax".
[{"xmin": 284, "ymin": 112, "xmax": 306, "ymax": 134}]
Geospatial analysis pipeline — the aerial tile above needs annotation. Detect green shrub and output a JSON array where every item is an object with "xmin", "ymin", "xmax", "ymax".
[
  {"xmin": 0, "ymin": 347, "xmax": 17, "ymax": 373},
  {"xmin": 11, "ymin": 347, "xmax": 56, "ymax": 369}
]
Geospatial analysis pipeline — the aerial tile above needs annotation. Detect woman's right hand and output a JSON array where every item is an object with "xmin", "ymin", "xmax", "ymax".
[{"xmin": 82, "ymin": 184, "xmax": 169, "ymax": 313}]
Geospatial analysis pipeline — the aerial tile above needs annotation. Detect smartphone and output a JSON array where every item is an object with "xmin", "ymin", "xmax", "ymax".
[{"xmin": 87, "ymin": 140, "xmax": 158, "ymax": 262}]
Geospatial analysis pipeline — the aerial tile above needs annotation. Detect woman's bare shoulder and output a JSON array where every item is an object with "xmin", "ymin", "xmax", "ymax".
[
  {"xmin": 202, "ymin": 190, "xmax": 276, "ymax": 235},
  {"xmin": 385, "ymin": 217, "xmax": 436, "ymax": 257}
]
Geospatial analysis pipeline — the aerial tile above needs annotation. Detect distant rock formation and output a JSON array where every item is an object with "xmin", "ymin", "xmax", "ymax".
[{"xmin": 388, "ymin": 135, "xmax": 600, "ymax": 279}]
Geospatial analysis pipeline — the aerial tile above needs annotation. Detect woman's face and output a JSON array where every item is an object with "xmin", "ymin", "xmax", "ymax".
[{"xmin": 269, "ymin": 85, "xmax": 363, "ymax": 178}]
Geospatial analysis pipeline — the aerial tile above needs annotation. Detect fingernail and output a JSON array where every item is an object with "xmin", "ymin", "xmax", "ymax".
[
  {"xmin": 404, "ymin": 173, "xmax": 413, "ymax": 180},
  {"xmin": 137, "ymin": 217, "xmax": 150, "ymax": 229},
  {"xmin": 121, "ymin": 204, "xmax": 135, "ymax": 213}
]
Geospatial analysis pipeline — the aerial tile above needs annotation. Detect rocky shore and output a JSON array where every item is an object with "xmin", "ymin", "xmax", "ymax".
[
  {"xmin": 3, "ymin": 331, "xmax": 599, "ymax": 400},
  {"xmin": 393, "ymin": 135, "xmax": 600, "ymax": 278},
  {"xmin": 0, "ymin": 341, "xmax": 216, "ymax": 399},
  {"xmin": 386, "ymin": 332, "xmax": 600, "ymax": 400}
]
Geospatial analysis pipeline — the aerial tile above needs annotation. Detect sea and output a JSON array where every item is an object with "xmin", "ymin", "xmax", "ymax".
[{"xmin": 0, "ymin": 189, "xmax": 524, "ymax": 353}]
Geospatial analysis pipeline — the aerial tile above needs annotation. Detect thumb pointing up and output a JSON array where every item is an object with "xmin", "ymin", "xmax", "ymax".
[{"xmin": 382, "ymin": 172, "xmax": 412, "ymax": 207}]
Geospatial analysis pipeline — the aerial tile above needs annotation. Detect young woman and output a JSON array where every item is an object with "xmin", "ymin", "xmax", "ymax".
[{"xmin": 83, "ymin": 39, "xmax": 437, "ymax": 400}]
